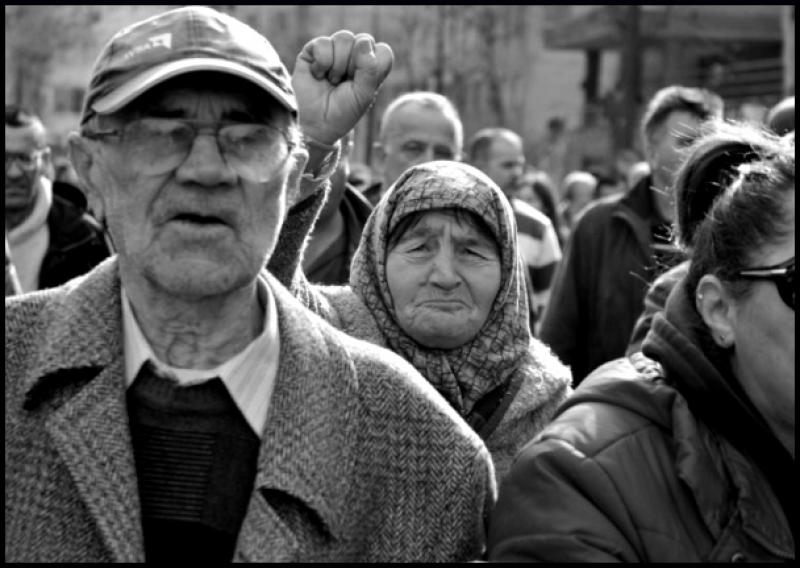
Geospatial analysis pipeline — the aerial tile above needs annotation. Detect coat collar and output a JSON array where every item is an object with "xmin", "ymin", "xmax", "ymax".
[
  {"xmin": 241, "ymin": 273, "xmax": 358, "ymax": 555},
  {"xmin": 20, "ymin": 259, "xmax": 358, "ymax": 560}
]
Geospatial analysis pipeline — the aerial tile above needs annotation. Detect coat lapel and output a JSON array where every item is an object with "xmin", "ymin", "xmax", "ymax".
[
  {"xmin": 236, "ymin": 273, "xmax": 360, "ymax": 561},
  {"xmin": 20, "ymin": 258, "xmax": 145, "ymax": 562},
  {"xmin": 46, "ymin": 357, "xmax": 144, "ymax": 562}
]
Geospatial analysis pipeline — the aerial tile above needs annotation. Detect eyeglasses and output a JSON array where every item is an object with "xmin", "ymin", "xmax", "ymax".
[
  {"xmin": 735, "ymin": 257, "xmax": 795, "ymax": 311},
  {"xmin": 82, "ymin": 118, "xmax": 295, "ymax": 182},
  {"xmin": 5, "ymin": 149, "xmax": 47, "ymax": 173}
]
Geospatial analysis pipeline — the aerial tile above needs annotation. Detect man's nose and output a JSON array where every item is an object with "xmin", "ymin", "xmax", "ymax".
[
  {"xmin": 6, "ymin": 160, "xmax": 24, "ymax": 178},
  {"xmin": 174, "ymin": 133, "xmax": 238, "ymax": 186}
]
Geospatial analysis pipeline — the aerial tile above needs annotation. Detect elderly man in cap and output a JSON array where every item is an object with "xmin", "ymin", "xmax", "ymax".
[{"xmin": 6, "ymin": 6, "xmax": 495, "ymax": 563}]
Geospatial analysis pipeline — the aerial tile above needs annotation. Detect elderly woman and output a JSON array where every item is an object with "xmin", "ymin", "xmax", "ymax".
[
  {"xmin": 488, "ymin": 122, "xmax": 794, "ymax": 562},
  {"xmin": 282, "ymin": 161, "xmax": 572, "ymax": 482}
]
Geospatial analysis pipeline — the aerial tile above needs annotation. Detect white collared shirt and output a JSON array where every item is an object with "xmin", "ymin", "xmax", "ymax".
[{"xmin": 122, "ymin": 273, "xmax": 280, "ymax": 437}]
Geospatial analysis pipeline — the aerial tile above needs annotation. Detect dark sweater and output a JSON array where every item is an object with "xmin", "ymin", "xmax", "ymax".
[{"xmin": 126, "ymin": 363, "xmax": 261, "ymax": 563}]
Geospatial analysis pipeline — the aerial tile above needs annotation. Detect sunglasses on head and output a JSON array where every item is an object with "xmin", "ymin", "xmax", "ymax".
[{"xmin": 735, "ymin": 256, "xmax": 795, "ymax": 311}]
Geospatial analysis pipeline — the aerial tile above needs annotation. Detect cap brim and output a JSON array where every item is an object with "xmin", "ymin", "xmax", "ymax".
[{"xmin": 92, "ymin": 57, "xmax": 297, "ymax": 114}]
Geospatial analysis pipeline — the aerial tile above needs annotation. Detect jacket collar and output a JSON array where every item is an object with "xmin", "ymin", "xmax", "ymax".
[
  {"xmin": 20, "ymin": 259, "xmax": 357, "ymax": 560},
  {"xmin": 252, "ymin": 274, "xmax": 356, "ymax": 528},
  {"xmin": 21, "ymin": 256, "xmax": 124, "ymax": 401}
]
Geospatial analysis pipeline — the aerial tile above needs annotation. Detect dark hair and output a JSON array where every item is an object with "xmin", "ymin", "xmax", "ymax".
[
  {"xmin": 674, "ymin": 120, "xmax": 787, "ymax": 250},
  {"xmin": 520, "ymin": 171, "xmax": 564, "ymax": 245},
  {"xmin": 641, "ymin": 85, "xmax": 723, "ymax": 145},
  {"xmin": 685, "ymin": 124, "xmax": 794, "ymax": 305},
  {"xmin": 387, "ymin": 208, "xmax": 499, "ymax": 256}
]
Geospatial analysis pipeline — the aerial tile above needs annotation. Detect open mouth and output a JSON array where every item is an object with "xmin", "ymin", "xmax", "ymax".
[{"xmin": 171, "ymin": 213, "xmax": 226, "ymax": 225}]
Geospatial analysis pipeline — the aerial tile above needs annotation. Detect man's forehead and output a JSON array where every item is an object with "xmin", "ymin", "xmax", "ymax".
[
  {"xmin": 5, "ymin": 124, "xmax": 47, "ymax": 150},
  {"xmin": 385, "ymin": 106, "xmax": 457, "ymax": 141},
  {"xmin": 489, "ymin": 137, "xmax": 523, "ymax": 160}
]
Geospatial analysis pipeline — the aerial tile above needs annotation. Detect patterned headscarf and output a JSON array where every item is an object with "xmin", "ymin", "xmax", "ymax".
[{"xmin": 350, "ymin": 160, "xmax": 531, "ymax": 416}]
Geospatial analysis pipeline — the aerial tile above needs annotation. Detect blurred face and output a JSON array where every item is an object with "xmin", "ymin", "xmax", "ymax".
[
  {"xmin": 567, "ymin": 180, "xmax": 596, "ymax": 213},
  {"xmin": 75, "ymin": 77, "xmax": 297, "ymax": 299},
  {"xmin": 379, "ymin": 103, "xmax": 460, "ymax": 187},
  {"xmin": 731, "ymin": 191, "xmax": 795, "ymax": 443},
  {"xmin": 386, "ymin": 210, "xmax": 502, "ymax": 349},
  {"xmin": 480, "ymin": 136, "xmax": 525, "ymax": 195},
  {"xmin": 5, "ymin": 122, "xmax": 49, "ymax": 223},
  {"xmin": 646, "ymin": 110, "xmax": 704, "ymax": 192}
]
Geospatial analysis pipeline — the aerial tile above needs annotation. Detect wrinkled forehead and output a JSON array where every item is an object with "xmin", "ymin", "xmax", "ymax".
[
  {"xmin": 383, "ymin": 105, "xmax": 459, "ymax": 145},
  {"xmin": 5, "ymin": 122, "xmax": 47, "ymax": 151},
  {"xmin": 387, "ymin": 166, "xmax": 504, "ymax": 238}
]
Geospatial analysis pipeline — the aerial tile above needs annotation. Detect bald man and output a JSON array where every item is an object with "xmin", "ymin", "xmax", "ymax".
[{"xmin": 363, "ymin": 91, "xmax": 462, "ymax": 205}]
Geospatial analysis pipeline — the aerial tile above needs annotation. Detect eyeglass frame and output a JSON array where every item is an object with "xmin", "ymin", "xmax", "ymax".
[
  {"xmin": 80, "ymin": 117, "xmax": 297, "ymax": 182},
  {"xmin": 734, "ymin": 256, "xmax": 795, "ymax": 311},
  {"xmin": 5, "ymin": 148, "xmax": 49, "ymax": 173}
]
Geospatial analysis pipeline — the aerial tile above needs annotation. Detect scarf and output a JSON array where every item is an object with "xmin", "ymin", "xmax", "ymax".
[{"xmin": 349, "ymin": 161, "xmax": 531, "ymax": 417}]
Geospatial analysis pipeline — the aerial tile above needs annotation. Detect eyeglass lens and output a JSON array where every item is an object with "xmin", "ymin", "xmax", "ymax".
[{"xmin": 125, "ymin": 119, "xmax": 290, "ymax": 182}]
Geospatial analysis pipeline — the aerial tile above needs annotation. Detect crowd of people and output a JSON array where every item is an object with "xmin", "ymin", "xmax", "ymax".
[{"xmin": 5, "ymin": 6, "xmax": 795, "ymax": 563}]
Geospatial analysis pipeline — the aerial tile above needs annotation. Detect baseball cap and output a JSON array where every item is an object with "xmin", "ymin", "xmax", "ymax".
[{"xmin": 80, "ymin": 6, "xmax": 297, "ymax": 125}]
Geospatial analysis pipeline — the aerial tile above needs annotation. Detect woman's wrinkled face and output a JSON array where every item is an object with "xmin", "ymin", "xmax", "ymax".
[{"xmin": 385, "ymin": 210, "xmax": 502, "ymax": 349}]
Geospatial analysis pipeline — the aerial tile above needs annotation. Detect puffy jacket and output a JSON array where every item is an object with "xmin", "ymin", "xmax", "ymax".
[
  {"xmin": 488, "ymin": 280, "xmax": 794, "ymax": 562},
  {"xmin": 540, "ymin": 175, "xmax": 682, "ymax": 385}
]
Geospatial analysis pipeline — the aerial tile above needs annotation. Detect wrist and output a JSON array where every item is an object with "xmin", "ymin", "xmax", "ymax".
[{"xmin": 302, "ymin": 134, "xmax": 341, "ymax": 184}]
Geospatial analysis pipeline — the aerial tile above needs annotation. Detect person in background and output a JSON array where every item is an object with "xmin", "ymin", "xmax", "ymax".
[
  {"xmin": 626, "ymin": 120, "xmax": 788, "ymax": 355},
  {"xmin": 468, "ymin": 127, "xmax": 562, "ymax": 335},
  {"xmin": 5, "ymin": 104, "xmax": 110, "ymax": 293},
  {"xmin": 541, "ymin": 85, "xmax": 723, "ymax": 385},
  {"xmin": 362, "ymin": 91, "xmax": 462, "ymax": 206},
  {"xmin": 558, "ymin": 170, "xmax": 598, "ymax": 237},
  {"xmin": 516, "ymin": 169, "xmax": 566, "ymax": 248},
  {"xmin": 6, "ymin": 7, "xmax": 496, "ymax": 562},
  {"xmin": 302, "ymin": 129, "xmax": 373, "ymax": 285},
  {"xmin": 766, "ymin": 95, "xmax": 794, "ymax": 136},
  {"xmin": 532, "ymin": 116, "xmax": 569, "ymax": 191},
  {"xmin": 488, "ymin": 119, "xmax": 794, "ymax": 563}
]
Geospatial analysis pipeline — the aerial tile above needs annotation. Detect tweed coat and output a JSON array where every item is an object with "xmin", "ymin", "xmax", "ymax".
[{"xmin": 5, "ymin": 257, "xmax": 496, "ymax": 562}]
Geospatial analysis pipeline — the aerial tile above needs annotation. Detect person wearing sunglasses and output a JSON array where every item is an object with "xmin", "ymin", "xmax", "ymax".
[
  {"xmin": 5, "ymin": 105, "xmax": 110, "ymax": 293},
  {"xmin": 487, "ymin": 121, "xmax": 794, "ymax": 562}
]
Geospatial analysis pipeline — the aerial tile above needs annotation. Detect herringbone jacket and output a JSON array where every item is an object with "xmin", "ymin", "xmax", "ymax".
[{"xmin": 5, "ymin": 257, "xmax": 496, "ymax": 562}]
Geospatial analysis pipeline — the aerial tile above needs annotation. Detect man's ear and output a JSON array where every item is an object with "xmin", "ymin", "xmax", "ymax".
[
  {"xmin": 68, "ymin": 132, "xmax": 105, "ymax": 222},
  {"xmin": 285, "ymin": 146, "xmax": 310, "ymax": 207},
  {"xmin": 695, "ymin": 274, "xmax": 737, "ymax": 348}
]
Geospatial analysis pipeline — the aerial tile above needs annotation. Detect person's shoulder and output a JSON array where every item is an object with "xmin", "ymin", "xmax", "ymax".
[{"xmin": 528, "ymin": 356, "xmax": 677, "ymax": 458}]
